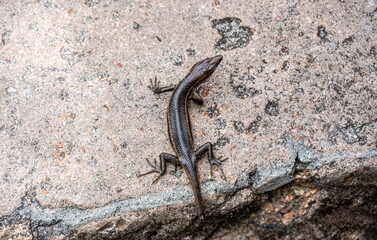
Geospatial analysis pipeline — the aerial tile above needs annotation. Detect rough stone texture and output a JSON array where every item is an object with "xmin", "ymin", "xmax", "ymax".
[
  {"xmin": 212, "ymin": 157, "xmax": 377, "ymax": 240},
  {"xmin": 0, "ymin": 0, "xmax": 376, "ymax": 239}
]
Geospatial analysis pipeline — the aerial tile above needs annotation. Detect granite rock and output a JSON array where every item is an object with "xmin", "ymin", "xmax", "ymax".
[{"xmin": 0, "ymin": 0, "xmax": 376, "ymax": 239}]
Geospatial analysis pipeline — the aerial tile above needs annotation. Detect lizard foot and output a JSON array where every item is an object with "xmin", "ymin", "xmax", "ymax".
[
  {"xmin": 209, "ymin": 156, "xmax": 228, "ymax": 166},
  {"xmin": 148, "ymin": 77, "xmax": 162, "ymax": 93},
  {"xmin": 209, "ymin": 156, "xmax": 228, "ymax": 180},
  {"xmin": 137, "ymin": 158, "xmax": 164, "ymax": 184}
]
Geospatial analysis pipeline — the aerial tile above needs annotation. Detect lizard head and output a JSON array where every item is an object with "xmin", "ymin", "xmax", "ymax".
[
  {"xmin": 206, "ymin": 55, "xmax": 223, "ymax": 72},
  {"xmin": 189, "ymin": 55, "xmax": 223, "ymax": 79}
]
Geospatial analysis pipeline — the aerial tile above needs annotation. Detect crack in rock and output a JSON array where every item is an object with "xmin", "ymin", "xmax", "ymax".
[
  {"xmin": 1, "ymin": 140, "xmax": 376, "ymax": 237},
  {"xmin": 250, "ymin": 138, "xmax": 377, "ymax": 193}
]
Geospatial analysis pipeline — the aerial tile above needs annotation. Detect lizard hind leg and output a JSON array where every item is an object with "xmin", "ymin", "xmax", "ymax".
[
  {"xmin": 195, "ymin": 142, "xmax": 228, "ymax": 178},
  {"xmin": 138, "ymin": 153, "xmax": 181, "ymax": 184}
]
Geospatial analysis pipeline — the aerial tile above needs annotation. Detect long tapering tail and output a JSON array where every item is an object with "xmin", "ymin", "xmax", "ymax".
[{"xmin": 183, "ymin": 162, "xmax": 205, "ymax": 218}]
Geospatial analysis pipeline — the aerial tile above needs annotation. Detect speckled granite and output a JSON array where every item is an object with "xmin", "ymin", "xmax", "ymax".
[{"xmin": 0, "ymin": 0, "xmax": 376, "ymax": 239}]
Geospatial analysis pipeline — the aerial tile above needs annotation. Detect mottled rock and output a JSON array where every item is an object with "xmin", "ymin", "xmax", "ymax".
[{"xmin": 0, "ymin": 0, "xmax": 376, "ymax": 239}]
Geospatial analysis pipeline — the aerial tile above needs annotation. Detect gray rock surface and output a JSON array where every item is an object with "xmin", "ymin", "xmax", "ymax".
[{"xmin": 0, "ymin": 0, "xmax": 376, "ymax": 239}]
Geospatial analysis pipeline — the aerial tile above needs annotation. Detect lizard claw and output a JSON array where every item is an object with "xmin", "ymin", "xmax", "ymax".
[
  {"xmin": 210, "ymin": 156, "xmax": 228, "ymax": 166},
  {"xmin": 137, "ymin": 158, "xmax": 163, "ymax": 178},
  {"xmin": 151, "ymin": 175, "xmax": 162, "ymax": 184},
  {"xmin": 209, "ymin": 156, "xmax": 228, "ymax": 180},
  {"xmin": 148, "ymin": 77, "xmax": 161, "ymax": 93}
]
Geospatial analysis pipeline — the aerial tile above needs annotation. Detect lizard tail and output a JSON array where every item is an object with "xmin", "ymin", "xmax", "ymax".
[{"xmin": 184, "ymin": 162, "xmax": 205, "ymax": 218}]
